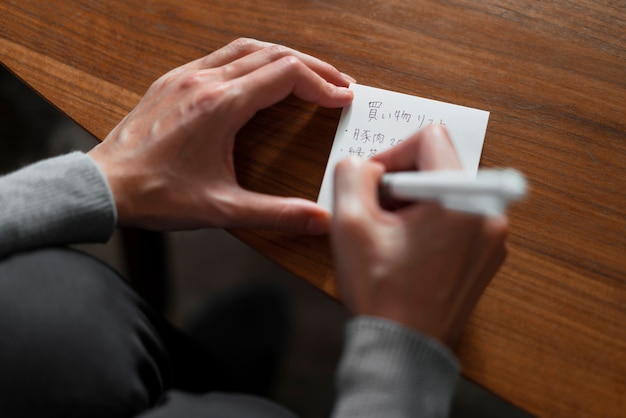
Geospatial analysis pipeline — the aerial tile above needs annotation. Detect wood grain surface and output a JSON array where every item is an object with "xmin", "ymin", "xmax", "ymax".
[{"xmin": 2, "ymin": 1, "xmax": 625, "ymax": 416}]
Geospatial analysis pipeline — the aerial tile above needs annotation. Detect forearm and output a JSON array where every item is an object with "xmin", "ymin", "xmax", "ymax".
[
  {"xmin": 0, "ymin": 152, "xmax": 116, "ymax": 258},
  {"xmin": 332, "ymin": 317, "xmax": 460, "ymax": 418}
]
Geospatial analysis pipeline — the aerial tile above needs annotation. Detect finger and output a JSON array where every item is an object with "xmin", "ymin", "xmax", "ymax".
[
  {"xmin": 439, "ymin": 212, "xmax": 508, "ymax": 301},
  {"xmin": 184, "ymin": 38, "xmax": 276, "ymax": 71},
  {"xmin": 372, "ymin": 125, "xmax": 462, "ymax": 172},
  {"xmin": 186, "ymin": 38, "xmax": 353, "ymax": 87},
  {"xmin": 333, "ymin": 157, "xmax": 386, "ymax": 222},
  {"xmin": 166, "ymin": 38, "xmax": 274, "ymax": 77},
  {"xmin": 225, "ymin": 56, "xmax": 354, "ymax": 131},
  {"xmin": 446, "ymin": 215, "xmax": 508, "ymax": 344},
  {"xmin": 223, "ymin": 189, "xmax": 332, "ymax": 235},
  {"xmin": 214, "ymin": 43, "xmax": 352, "ymax": 87}
]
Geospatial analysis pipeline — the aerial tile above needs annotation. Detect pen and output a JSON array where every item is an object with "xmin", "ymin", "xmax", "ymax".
[{"xmin": 380, "ymin": 169, "xmax": 527, "ymax": 215}]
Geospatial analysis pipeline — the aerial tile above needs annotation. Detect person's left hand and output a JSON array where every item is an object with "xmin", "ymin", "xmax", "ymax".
[{"xmin": 88, "ymin": 38, "xmax": 354, "ymax": 233}]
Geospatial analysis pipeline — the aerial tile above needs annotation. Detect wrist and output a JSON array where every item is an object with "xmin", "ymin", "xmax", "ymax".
[{"xmin": 87, "ymin": 145, "xmax": 130, "ymax": 227}]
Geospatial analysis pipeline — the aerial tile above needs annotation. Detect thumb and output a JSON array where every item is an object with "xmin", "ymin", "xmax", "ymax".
[
  {"xmin": 333, "ymin": 157, "xmax": 385, "ymax": 221},
  {"xmin": 226, "ymin": 189, "xmax": 331, "ymax": 235}
]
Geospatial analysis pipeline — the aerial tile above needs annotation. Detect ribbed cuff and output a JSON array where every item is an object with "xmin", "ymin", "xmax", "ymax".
[
  {"xmin": 332, "ymin": 316, "xmax": 459, "ymax": 418},
  {"xmin": 0, "ymin": 152, "xmax": 116, "ymax": 258}
]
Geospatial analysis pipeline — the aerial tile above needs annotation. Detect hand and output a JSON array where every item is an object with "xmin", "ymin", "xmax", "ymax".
[
  {"xmin": 331, "ymin": 125, "xmax": 508, "ymax": 347},
  {"xmin": 88, "ymin": 38, "xmax": 354, "ymax": 233}
]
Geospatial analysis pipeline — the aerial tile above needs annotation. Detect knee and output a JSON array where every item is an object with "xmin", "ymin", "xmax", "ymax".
[
  {"xmin": 0, "ymin": 247, "xmax": 136, "ymax": 341},
  {"xmin": 0, "ymin": 248, "xmax": 169, "ymax": 416}
]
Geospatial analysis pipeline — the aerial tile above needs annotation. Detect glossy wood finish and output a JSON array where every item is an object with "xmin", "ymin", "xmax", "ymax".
[{"xmin": 2, "ymin": 1, "xmax": 625, "ymax": 416}]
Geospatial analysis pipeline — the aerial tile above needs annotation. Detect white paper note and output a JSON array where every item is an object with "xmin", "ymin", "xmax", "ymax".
[{"xmin": 317, "ymin": 84, "xmax": 490, "ymax": 211}]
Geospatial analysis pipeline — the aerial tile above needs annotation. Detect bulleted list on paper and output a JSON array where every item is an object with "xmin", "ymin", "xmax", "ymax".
[{"xmin": 317, "ymin": 84, "xmax": 490, "ymax": 212}]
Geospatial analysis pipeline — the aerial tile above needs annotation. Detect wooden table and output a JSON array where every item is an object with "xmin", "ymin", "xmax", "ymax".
[{"xmin": 2, "ymin": 1, "xmax": 625, "ymax": 416}]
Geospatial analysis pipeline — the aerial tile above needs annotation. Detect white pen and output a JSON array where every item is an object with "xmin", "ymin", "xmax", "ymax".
[{"xmin": 380, "ymin": 169, "xmax": 527, "ymax": 215}]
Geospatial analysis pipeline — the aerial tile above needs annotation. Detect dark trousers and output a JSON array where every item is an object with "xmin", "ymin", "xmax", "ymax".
[{"xmin": 0, "ymin": 248, "xmax": 297, "ymax": 418}]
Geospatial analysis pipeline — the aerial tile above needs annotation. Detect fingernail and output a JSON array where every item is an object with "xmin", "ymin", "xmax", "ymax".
[
  {"xmin": 306, "ymin": 213, "xmax": 331, "ymax": 235},
  {"xmin": 341, "ymin": 72, "xmax": 357, "ymax": 84},
  {"xmin": 339, "ymin": 86, "xmax": 355, "ymax": 98}
]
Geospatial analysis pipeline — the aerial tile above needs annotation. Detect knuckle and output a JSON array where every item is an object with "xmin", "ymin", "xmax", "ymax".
[
  {"xmin": 176, "ymin": 72, "xmax": 232, "ymax": 112},
  {"xmin": 149, "ymin": 76, "xmax": 165, "ymax": 91},
  {"xmin": 230, "ymin": 37, "xmax": 258, "ymax": 53},
  {"xmin": 273, "ymin": 200, "xmax": 301, "ymax": 229},
  {"xmin": 219, "ymin": 63, "xmax": 236, "ymax": 79},
  {"xmin": 179, "ymin": 72, "xmax": 203, "ymax": 89},
  {"xmin": 197, "ymin": 83, "xmax": 230, "ymax": 108},
  {"xmin": 278, "ymin": 54, "xmax": 304, "ymax": 70},
  {"xmin": 265, "ymin": 44, "xmax": 291, "ymax": 59},
  {"xmin": 150, "ymin": 71, "xmax": 175, "ymax": 90}
]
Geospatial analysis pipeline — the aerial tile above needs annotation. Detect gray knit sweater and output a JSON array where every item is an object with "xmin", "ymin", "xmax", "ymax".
[{"xmin": 0, "ymin": 152, "xmax": 459, "ymax": 417}]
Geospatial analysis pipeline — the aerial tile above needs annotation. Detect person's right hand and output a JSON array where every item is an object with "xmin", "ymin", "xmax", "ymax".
[{"xmin": 331, "ymin": 125, "xmax": 508, "ymax": 347}]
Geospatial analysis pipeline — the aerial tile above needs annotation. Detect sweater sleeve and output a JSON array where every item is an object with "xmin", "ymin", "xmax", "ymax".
[
  {"xmin": 0, "ymin": 152, "xmax": 117, "ymax": 258},
  {"xmin": 331, "ymin": 316, "xmax": 460, "ymax": 418}
]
